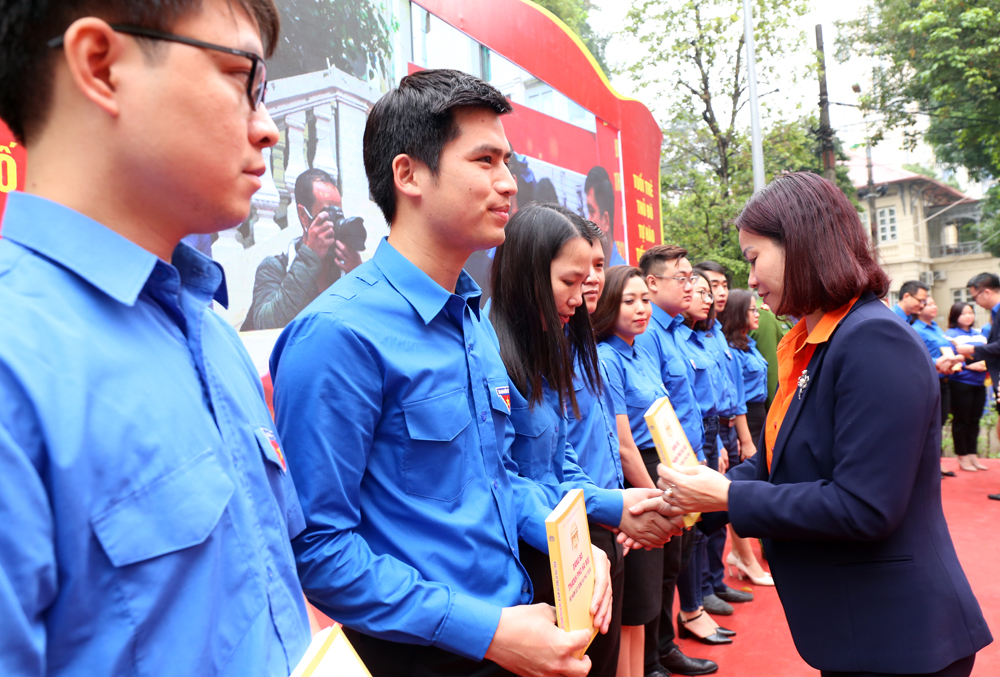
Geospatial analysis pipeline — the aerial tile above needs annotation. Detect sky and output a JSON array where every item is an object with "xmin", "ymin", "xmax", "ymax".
[{"xmin": 588, "ymin": 0, "xmax": 986, "ymax": 195}]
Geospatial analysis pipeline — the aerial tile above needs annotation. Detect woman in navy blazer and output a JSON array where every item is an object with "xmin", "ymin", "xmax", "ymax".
[{"xmin": 651, "ymin": 172, "xmax": 991, "ymax": 677}]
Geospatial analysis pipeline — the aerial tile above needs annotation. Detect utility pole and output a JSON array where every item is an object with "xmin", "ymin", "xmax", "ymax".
[
  {"xmin": 866, "ymin": 144, "xmax": 878, "ymax": 244},
  {"xmin": 744, "ymin": 0, "xmax": 764, "ymax": 191},
  {"xmin": 815, "ymin": 25, "xmax": 836, "ymax": 183}
]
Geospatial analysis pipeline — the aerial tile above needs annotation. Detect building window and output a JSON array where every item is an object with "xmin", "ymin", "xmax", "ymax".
[
  {"xmin": 953, "ymin": 288, "xmax": 973, "ymax": 305},
  {"xmin": 878, "ymin": 207, "xmax": 898, "ymax": 242}
]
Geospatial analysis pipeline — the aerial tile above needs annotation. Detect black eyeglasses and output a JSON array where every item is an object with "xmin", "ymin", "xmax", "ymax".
[{"xmin": 48, "ymin": 24, "xmax": 267, "ymax": 110}]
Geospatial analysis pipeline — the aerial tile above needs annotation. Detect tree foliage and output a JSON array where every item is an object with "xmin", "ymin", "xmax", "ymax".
[
  {"xmin": 661, "ymin": 116, "xmax": 856, "ymax": 284},
  {"xmin": 836, "ymin": 0, "xmax": 1000, "ymax": 182},
  {"xmin": 268, "ymin": 0, "xmax": 396, "ymax": 82},
  {"xmin": 621, "ymin": 0, "xmax": 862, "ymax": 285},
  {"xmin": 532, "ymin": 0, "xmax": 612, "ymax": 77}
]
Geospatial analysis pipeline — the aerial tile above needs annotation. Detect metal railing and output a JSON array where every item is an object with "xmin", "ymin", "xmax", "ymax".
[{"xmin": 931, "ymin": 241, "xmax": 983, "ymax": 258}]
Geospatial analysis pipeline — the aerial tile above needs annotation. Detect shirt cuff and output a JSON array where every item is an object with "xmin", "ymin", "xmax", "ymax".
[
  {"xmin": 584, "ymin": 486, "xmax": 624, "ymax": 527},
  {"xmin": 432, "ymin": 590, "xmax": 503, "ymax": 661}
]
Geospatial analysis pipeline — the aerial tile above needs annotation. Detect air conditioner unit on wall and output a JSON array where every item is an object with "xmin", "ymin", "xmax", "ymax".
[
  {"xmin": 933, "ymin": 270, "xmax": 948, "ymax": 282},
  {"xmin": 920, "ymin": 271, "xmax": 935, "ymax": 286}
]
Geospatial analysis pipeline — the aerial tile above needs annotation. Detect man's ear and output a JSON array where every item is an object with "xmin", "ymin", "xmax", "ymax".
[
  {"xmin": 392, "ymin": 154, "xmax": 424, "ymax": 199},
  {"xmin": 646, "ymin": 274, "xmax": 659, "ymax": 294},
  {"xmin": 297, "ymin": 203, "xmax": 312, "ymax": 229},
  {"xmin": 60, "ymin": 18, "xmax": 127, "ymax": 119}
]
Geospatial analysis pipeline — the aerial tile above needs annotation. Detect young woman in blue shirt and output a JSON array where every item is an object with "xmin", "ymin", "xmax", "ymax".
[
  {"xmin": 718, "ymin": 288, "xmax": 774, "ymax": 586},
  {"xmin": 946, "ymin": 302, "xmax": 990, "ymax": 471},
  {"xmin": 489, "ymin": 203, "xmax": 679, "ymax": 677},
  {"xmin": 590, "ymin": 266, "xmax": 670, "ymax": 677}
]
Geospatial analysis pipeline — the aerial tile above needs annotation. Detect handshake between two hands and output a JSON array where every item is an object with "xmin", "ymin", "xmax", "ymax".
[{"xmin": 615, "ymin": 463, "xmax": 733, "ymax": 551}]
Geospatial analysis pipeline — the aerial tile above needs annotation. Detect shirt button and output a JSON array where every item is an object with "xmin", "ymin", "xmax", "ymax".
[
  {"xmin": 267, "ymin": 566, "xmax": 274, "ymax": 580},
  {"xmin": 481, "ymin": 412, "xmax": 488, "ymax": 421},
  {"xmin": 493, "ymin": 480, "xmax": 499, "ymax": 489}
]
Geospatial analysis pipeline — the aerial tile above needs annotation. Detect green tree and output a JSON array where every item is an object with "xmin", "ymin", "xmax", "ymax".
[
  {"xmin": 836, "ymin": 0, "xmax": 1000, "ymax": 182},
  {"xmin": 661, "ymin": 115, "xmax": 856, "ymax": 283},
  {"xmin": 533, "ymin": 0, "xmax": 612, "ymax": 77},
  {"xmin": 268, "ymin": 0, "xmax": 396, "ymax": 82},
  {"xmin": 621, "ymin": 0, "xmax": 861, "ymax": 284}
]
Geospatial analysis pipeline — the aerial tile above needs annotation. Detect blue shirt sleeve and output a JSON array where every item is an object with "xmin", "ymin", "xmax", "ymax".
[
  {"xmin": 600, "ymin": 351, "xmax": 628, "ymax": 416},
  {"xmin": 274, "ymin": 314, "xmax": 501, "ymax": 661},
  {"xmin": 0, "ymin": 390, "xmax": 56, "ymax": 677}
]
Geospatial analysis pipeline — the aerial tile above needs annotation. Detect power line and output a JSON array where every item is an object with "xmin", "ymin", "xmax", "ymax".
[{"xmin": 829, "ymin": 101, "xmax": 996, "ymax": 125}]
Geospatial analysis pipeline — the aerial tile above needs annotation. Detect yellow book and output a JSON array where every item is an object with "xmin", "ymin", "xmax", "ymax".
[
  {"xmin": 545, "ymin": 488, "xmax": 597, "ymax": 659},
  {"xmin": 643, "ymin": 396, "xmax": 701, "ymax": 528},
  {"xmin": 290, "ymin": 624, "xmax": 371, "ymax": 677}
]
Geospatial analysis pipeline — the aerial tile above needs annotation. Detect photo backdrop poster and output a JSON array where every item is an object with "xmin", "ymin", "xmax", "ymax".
[{"xmin": 0, "ymin": 0, "xmax": 662, "ymax": 375}]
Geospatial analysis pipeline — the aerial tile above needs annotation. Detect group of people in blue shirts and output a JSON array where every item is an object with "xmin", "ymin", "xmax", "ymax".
[
  {"xmin": 1, "ymin": 21, "xmax": 780, "ymax": 674},
  {"xmin": 892, "ymin": 279, "xmax": 995, "ymax": 477}
]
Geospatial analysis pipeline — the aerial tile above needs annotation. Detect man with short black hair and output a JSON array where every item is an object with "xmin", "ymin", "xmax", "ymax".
[
  {"xmin": 955, "ymin": 272, "xmax": 1000, "ymax": 498},
  {"xmin": 271, "ymin": 68, "xmax": 637, "ymax": 677},
  {"xmin": 242, "ymin": 167, "xmax": 364, "ymax": 330},
  {"xmin": 634, "ymin": 246, "xmax": 719, "ymax": 677},
  {"xmin": 585, "ymin": 165, "xmax": 627, "ymax": 266},
  {"xmin": 0, "ymin": 1, "xmax": 311, "ymax": 675},
  {"xmin": 893, "ymin": 280, "xmax": 929, "ymax": 324}
]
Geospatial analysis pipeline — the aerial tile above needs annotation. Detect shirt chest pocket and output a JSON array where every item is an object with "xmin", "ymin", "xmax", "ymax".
[
  {"xmin": 666, "ymin": 357, "xmax": 688, "ymax": 380},
  {"xmin": 402, "ymin": 389, "xmax": 473, "ymax": 501},
  {"xmin": 90, "ymin": 448, "xmax": 264, "ymax": 669},
  {"xmin": 509, "ymin": 403, "xmax": 555, "ymax": 481}
]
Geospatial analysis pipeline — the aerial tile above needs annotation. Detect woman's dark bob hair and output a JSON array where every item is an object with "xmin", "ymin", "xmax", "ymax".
[{"xmin": 735, "ymin": 171, "xmax": 890, "ymax": 317}]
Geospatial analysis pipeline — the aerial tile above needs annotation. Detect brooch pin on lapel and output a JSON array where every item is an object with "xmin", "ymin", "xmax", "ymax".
[{"xmin": 797, "ymin": 370, "xmax": 810, "ymax": 400}]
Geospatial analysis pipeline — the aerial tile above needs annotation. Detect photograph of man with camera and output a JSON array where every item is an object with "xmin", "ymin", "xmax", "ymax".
[{"xmin": 242, "ymin": 167, "xmax": 366, "ymax": 330}]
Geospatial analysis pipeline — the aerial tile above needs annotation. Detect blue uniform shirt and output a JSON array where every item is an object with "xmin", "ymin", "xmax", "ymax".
[
  {"xmin": 0, "ymin": 192, "xmax": 310, "ymax": 677},
  {"xmin": 271, "ymin": 239, "xmax": 561, "ymax": 661},
  {"xmin": 598, "ymin": 336, "xmax": 669, "ymax": 450},
  {"xmin": 946, "ymin": 328, "xmax": 988, "ymax": 386},
  {"xmin": 893, "ymin": 303, "xmax": 911, "ymax": 323},
  {"xmin": 677, "ymin": 324, "xmax": 721, "ymax": 419},
  {"xmin": 566, "ymin": 361, "xmax": 624, "ymax": 490},
  {"xmin": 706, "ymin": 319, "xmax": 746, "ymax": 416},
  {"xmin": 635, "ymin": 305, "xmax": 705, "ymax": 458},
  {"xmin": 507, "ymin": 381, "xmax": 623, "ymax": 524},
  {"xmin": 738, "ymin": 337, "xmax": 770, "ymax": 404},
  {"xmin": 914, "ymin": 319, "xmax": 953, "ymax": 379}
]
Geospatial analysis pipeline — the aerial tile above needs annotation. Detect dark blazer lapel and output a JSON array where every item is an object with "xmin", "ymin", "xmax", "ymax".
[{"xmin": 766, "ymin": 343, "xmax": 831, "ymax": 479}]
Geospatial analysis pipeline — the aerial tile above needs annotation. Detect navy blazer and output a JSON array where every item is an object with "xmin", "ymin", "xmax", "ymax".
[{"xmin": 713, "ymin": 293, "xmax": 991, "ymax": 673}]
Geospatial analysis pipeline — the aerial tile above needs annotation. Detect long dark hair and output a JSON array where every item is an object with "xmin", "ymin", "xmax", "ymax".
[
  {"xmin": 949, "ymin": 302, "xmax": 974, "ymax": 329},
  {"xmin": 684, "ymin": 270, "xmax": 717, "ymax": 333},
  {"xmin": 592, "ymin": 266, "xmax": 645, "ymax": 342},
  {"xmin": 720, "ymin": 289, "xmax": 754, "ymax": 351},
  {"xmin": 489, "ymin": 203, "xmax": 601, "ymax": 414},
  {"xmin": 735, "ymin": 171, "xmax": 890, "ymax": 317}
]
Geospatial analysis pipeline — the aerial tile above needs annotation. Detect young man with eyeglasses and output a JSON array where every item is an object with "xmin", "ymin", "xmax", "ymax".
[
  {"xmin": 0, "ymin": 2, "xmax": 312, "ymax": 676},
  {"xmin": 893, "ymin": 280, "xmax": 930, "ymax": 324},
  {"xmin": 631, "ymin": 246, "xmax": 719, "ymax": 677}
]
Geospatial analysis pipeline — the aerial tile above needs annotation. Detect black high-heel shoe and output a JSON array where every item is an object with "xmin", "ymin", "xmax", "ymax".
[
  {"xmin": 677, "ymin": 612, "xmax": 733, "ymax": 645},
  {"xmin": 715, "ymin": 625, "xmax": 736, "ymax": 637}
]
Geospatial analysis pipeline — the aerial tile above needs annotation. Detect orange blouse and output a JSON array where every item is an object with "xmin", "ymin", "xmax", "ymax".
[{"xmin": 765, "ymin": 297, "xmax": 860, "ymax": 471}]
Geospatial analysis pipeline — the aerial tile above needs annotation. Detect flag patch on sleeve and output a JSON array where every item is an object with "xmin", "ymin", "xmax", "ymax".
[{"xmin": 495, "ymin": 385, "xmax": 511, "ymax": 412}]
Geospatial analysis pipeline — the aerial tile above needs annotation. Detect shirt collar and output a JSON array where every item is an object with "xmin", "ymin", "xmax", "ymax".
[
  {"xmin": 785, "ymin": 295, "xmax": 859, "ymax": 354},
  {"xmin": 992, "ymin": 301, "xmax": 1000, "ymax": 316},
  {"xmin": 605, "ymin": 334, "xmax": 636, "ymax": 359},
  {"xmin": 1, "ymin": 192, "xmax": 227, "ymax": 307},
  {"xmin": 371, "ymin": 238, "xmax": 482, "ymax": 325}
]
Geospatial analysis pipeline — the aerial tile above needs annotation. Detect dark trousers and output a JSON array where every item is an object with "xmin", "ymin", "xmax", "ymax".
[
  {"xmin": 746, "ymin": 401, "xmax": 767, "ymax": 445},
  {"xmin": 344, "ymin": 628, "xmax": 518, "ymax": 677},
  {"xmin": 704, "ymin": 423, "xmax": 739, "ymax": 597},
  {"xmin": 644, "ymin": 528, "xmax": 696, "ymax": 672},
  {"xmin": 940, "ymin": 378, "xmax": 951, "ymax": 426},
  {"xmin": 820, "ymin": 652, "xmax": 975, "ymax": 677},
  {"xmin": 949, "ymin": 381, "xmax": 986, "ymax": 456},
  {"xmin": 518, "ymin": 524, "xmax": 624, "ymax": 677}
]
